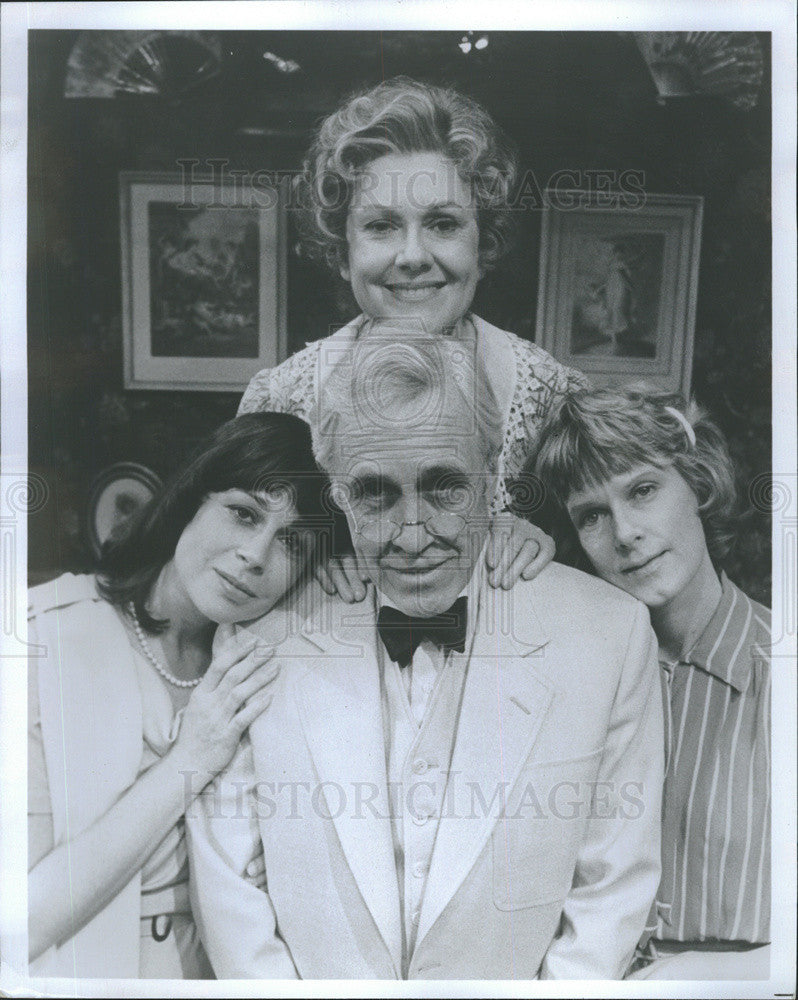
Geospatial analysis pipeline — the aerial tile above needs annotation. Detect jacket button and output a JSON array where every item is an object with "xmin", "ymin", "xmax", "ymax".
[{"xmin": 412, "ymin": 758, "xmax": 429, "ymax": 774}]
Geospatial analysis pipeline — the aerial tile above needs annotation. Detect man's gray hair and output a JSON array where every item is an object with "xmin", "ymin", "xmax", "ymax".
[{"xmin": 312, "ymin": 324, "xmax": 504, "ymax": 476}]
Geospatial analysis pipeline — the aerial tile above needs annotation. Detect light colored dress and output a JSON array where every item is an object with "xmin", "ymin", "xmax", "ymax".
[
  {"xmin": 27, "ymin": 573, "xmax": 213, "ymax": 979},
  {"xmin": 238, "ymin": 313, "xmax": 589, "ymax": 512}
]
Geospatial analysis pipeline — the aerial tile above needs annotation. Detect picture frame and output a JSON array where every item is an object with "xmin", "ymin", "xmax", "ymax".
[
  {"xmin": 535, "ymin": 191, "xmax": 703, "ymax": 396},
  {"xmin": 120, "ymin": 170, "xmax": 287, "ymax": 391},
  {"xmin": 86, "ymin": 462, "xmax": 162, "ymax": 558}
]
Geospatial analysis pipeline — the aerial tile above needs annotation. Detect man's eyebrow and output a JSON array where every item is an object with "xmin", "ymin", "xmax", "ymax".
[
  {"xmin": 352, "ymin": 473, "xmax": 398, "ymax": 494},
  {"xmin": 418, "ymin": 465, "xmax": 470, "ymax": 489}
]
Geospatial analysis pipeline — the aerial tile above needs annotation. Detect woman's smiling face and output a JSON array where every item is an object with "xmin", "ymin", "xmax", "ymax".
[{"xmin": 341, "ymin": 151, "xmax": 482, "ymax": 333}]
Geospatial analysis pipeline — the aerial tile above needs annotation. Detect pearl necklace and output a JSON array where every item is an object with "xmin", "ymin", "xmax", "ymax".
[{"xmin": 128, "ymin": 602, "xmax": 201, "ymax": 689}]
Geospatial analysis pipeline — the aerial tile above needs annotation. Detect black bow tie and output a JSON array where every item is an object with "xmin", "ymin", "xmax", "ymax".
[{"xmin": 377, "ymin": 597, "xmax": 468, "ymax": 669}]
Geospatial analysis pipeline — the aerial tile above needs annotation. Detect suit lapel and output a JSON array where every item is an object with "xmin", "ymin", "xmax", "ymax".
[
  {"xmin": 293, "ymin": 590, "xmax": 403, "ymax": 975},
  {"xmin": 416, "ymin": 580, "xmax": 554, "ymax": 946}
]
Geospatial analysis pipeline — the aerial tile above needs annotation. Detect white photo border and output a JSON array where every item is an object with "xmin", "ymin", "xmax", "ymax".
[{"xmin": 2, "ymin": 3, "xmax": 795, "ymax": 998}]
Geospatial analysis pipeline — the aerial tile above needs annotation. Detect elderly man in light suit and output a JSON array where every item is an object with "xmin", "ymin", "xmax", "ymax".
[{"xmin": 187, "ymin": 333, "xmax": 664, "ymax": 980}]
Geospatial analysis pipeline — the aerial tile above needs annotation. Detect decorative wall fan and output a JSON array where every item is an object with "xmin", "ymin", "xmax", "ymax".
[
  {"xmin": 64, "ymin": 30, "xmax": 222, "ymax": 99},
  {"xmin": 634, "ymin": 32, "xmax": 764, "ymax": 110}
]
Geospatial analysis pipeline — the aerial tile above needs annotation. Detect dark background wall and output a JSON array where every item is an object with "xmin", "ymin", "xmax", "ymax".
[{"xmin": 27, "ymin": 30, "xmax": 772, "ymax": 602}]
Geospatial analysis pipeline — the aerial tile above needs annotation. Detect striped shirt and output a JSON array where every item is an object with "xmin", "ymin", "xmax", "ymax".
[{"xmin": 652, "ymin": 573, "xmax": 771, "ymax": 945}]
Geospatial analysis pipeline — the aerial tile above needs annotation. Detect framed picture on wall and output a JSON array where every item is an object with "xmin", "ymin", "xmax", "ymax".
[
  {"xmin": 86, "ymin": 462, "xmax": 162, "ymax": 558},
  {"xmin": 535, "ymin": 191, "xmax": 703, "ymax": 396},
  {"xmin": 120, "ymin": 171, "xmax": 287, "ymax": 391}
]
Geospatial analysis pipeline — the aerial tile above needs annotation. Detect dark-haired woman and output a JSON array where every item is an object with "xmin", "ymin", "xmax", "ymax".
[{"xmin": 27, "ymin": 413, "xmax": 331, "ymax": 979}]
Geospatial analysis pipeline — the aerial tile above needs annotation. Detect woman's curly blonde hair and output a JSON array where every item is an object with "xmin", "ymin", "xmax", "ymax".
[{"xmin": 295, "ymin": 76, "xmax": 518, "ymax": 275}]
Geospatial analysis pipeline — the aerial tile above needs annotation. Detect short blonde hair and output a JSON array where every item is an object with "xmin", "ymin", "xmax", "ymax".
[
  {"xmin": 533, "ymin": 383, "xmax": 739, "ymax": 565},
  {"xmin": 296, "ymin": 76, "xmax": 518, "ymax": 274}
]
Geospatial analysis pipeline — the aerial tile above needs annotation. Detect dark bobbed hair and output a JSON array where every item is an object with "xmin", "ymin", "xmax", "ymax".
[
  {"xmin": 531, "ymin": 384, "xmax": 740, "ymax": 569},
  {"xmin": 297, "ymin": 76, "xmax": 519, "ymax": 276},
  {"xmin": 97, "ymin": 412, "xmax": 340, "ymax": 633}
]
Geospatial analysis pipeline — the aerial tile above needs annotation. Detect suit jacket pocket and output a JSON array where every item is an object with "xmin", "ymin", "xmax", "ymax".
[{"xmin": 492, "ymin": 747, "xmax": 604, "ymax": 910}]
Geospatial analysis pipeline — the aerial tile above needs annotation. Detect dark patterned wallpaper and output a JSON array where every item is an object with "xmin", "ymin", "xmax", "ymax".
[{"xmin": 27, "ymin": 30, "xmax": 771, "ymax": 603}]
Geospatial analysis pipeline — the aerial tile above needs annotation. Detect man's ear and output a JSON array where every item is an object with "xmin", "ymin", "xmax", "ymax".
[
  {"xmin": 329, "ymin": 479, "xmax": 348, "ymax": 512},
  {"xmin": 338, "ymin": 246, "xmax": 350, "ymax": 282},
  {"xmin": 329, "ymin": 478, "xmax": 358, "ymax": 530},
  {"xmin": 476, "ymin": 246, "xmax": 488, "ymax": 281}
]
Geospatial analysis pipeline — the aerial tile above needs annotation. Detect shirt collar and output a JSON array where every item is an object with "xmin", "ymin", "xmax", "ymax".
[{"xmin": 682, "ymin": 572, "xmax": 757, "ymax": 693}]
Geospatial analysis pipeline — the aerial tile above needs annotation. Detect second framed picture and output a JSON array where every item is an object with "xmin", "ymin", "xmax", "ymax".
[
  {"xmin": 535, "ymin": 191, "xmax": 703, "ymax": 396},
  {"xmin": 120, "ymin": 171, "xmax": 287, "ymax": 391}
]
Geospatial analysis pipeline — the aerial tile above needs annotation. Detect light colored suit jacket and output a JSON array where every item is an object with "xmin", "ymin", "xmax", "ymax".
[{"xmin": 187, "ymin": 562, "xmax": 664, "ymax": 979}]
